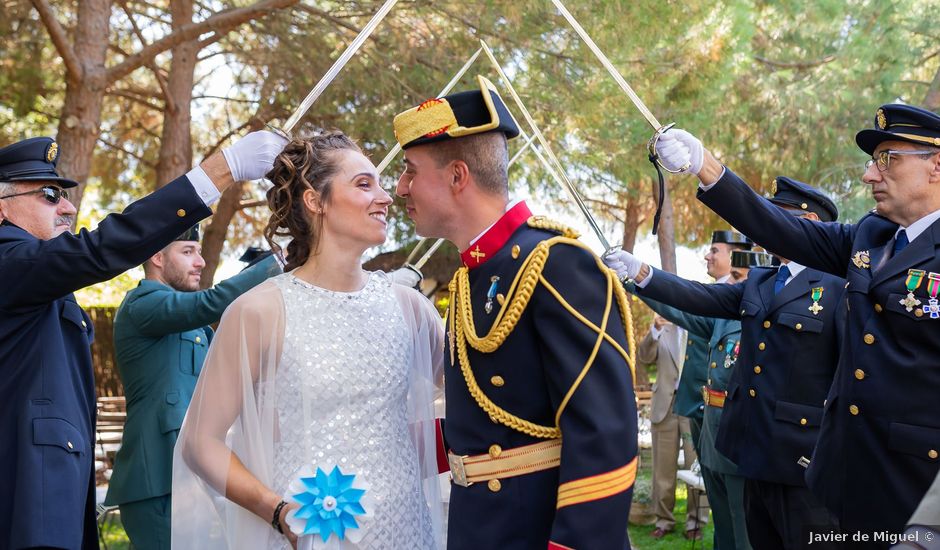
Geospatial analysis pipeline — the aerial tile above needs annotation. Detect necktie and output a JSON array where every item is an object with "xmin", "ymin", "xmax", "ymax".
[
  {"xmin": 893, "ymin": 229, "xmax": 909, "ymax": 256},
  {"xmin": 774, "ymin": 265, "xmax": 791, "ymax": 295}
]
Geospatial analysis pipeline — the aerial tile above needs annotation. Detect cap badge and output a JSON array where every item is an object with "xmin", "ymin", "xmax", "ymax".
[
  {"xmin": 876, "ymin": 108, "xmax": 887, "ymax": 130},
  {"xmin": 771, "ymin": 179, "xmax": 777, "ymax": 195},
  {"xmin": 46, "ymin": 141, "xmax": 59, "ymax": 163}
]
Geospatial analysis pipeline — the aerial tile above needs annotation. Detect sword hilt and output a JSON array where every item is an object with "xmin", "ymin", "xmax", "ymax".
[
  {"xmin": 647, "ymin": 122, "xmax": 691, "ymax": 174},
  {"xmin": 602, "ymin": 245, "xmax": 634, "ymax": 285}
]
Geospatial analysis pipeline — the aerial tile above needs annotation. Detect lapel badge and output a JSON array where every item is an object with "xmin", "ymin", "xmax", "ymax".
[
  {"xmin": 851, "ymin": 250, "xmax": 871, "ymax": 269},
  {"xmin": 469, "ymin": 245, "xmax": 486, "ymax": 264},
  {"xmin": 808, "ymin": 287, "xmax": 824, "ymax": 315}
]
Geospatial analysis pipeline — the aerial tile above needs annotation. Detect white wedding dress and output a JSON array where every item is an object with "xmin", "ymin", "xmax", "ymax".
[{"xmin": 171, "ymin": 272, "xmax": 444, "ymax": 550}]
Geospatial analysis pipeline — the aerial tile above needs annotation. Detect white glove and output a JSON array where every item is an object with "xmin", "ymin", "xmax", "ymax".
[
  {"xmin": 221, "ymin": 130, "xmax": 288, "ymax": 182},
  {"xmin": 602, "ymin": 249, "xmax": 643, "ymax": 281},
  {"xmin": 390, "ymin": 265, "xmax": 423, "ymax": 288},
  {"xmin": 654, "ymin": 129, "xmax": 704, "ymax": 175}
]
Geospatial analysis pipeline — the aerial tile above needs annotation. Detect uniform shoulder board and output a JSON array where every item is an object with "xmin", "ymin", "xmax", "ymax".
[{"xmin": 526, "ymin": 215, "xmax": 580, "ymax": 239}]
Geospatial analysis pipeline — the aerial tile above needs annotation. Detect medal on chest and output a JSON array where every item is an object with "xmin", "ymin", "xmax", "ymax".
[
  {"xmin": 808, "ymin": 286, "xmax": 825, "ymax": 315},
  {"xmin": 900, "ymin": 269, "xmax": 925, "ymax": 312},
  {"xmin": 923, "ymin": 272, "xmax": 940, "ymax": 319},
  {"xmin": 723, "ymin": 340, "xmax": 740, "ymax": 369},
  {"xmin": 484, "ymin": 276, "xmax": 500, "ymax": 314}
]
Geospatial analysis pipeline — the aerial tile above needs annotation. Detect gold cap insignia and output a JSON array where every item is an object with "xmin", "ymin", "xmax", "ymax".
[
  {"xmin": 46, "ymin": 141, "xmax": 59, "ymax": 163},
  {"xmin": 876, "ymin": 108, "xmax": 887, "ymax": 130},
  {"xmin": 771, "ymin": 179, "xmax": 777, "ymax": 195}
]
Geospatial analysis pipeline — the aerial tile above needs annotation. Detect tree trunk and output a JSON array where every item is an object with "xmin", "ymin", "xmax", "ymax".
[
  {"xmin": 652, "ymin": 178, "xmax": 677, "ymax": 274},
  {"xmin": 198, "ymin": 103, "xmax": 279, "ymax": 287},
  {"xmin": 619, "ymin": 192, "xmax": 644, "ymax": 253},
  {"xmin": 54, "ymin": 0, "xmax": 111, "ymax": 212},
  {"xmin": 154, "ymin": 0, "xmax": 197, "ymax": 190},
  {"xmin": 923, "ymin": 64, "xmax": 940, "ymax": 112}
]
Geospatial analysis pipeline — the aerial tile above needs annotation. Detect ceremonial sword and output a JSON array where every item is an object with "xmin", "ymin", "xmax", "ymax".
[
  {"xmin": 480, "ymin": 39, "xmax": 615, "ymax": 252},
  {"xmin": 279, "ymin": 0, "xmax": 398, "ymax": 134},
  {"xmin": 551, "ymin": 0, "xmax": 686, "ymax": 238}
]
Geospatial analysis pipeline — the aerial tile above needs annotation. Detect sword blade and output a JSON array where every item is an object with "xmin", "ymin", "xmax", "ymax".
[
  {"xmin": 376, "ymin": 47, "xmax": 483, "ymax": 174},
  {"xmin": 551, "ymin": 0, "xmax": 661, "ymax": 130},
  {"xmin": 480, "ymin": 40, "xmax": 612, "ymax": 251},
  {"xmin": 282, "ymin": 0, "xmax": 398, "ymax": 133}
]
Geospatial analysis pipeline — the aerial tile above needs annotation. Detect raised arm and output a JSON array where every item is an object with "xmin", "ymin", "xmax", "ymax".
[{"xmin": 124, "ymin": 255, "xmax": 281, "ymax": 336}]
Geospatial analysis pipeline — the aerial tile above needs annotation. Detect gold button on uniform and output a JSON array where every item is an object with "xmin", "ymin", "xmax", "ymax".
[
  {"xmin": 490, "ymin": 376, "xmax": 504, "ymax": 387},
  {"xmin": 864, "ymin": 333, "xmax": 875, "ymax": 345},
  {"xmin": 195, "ymin": 336, "xmax": 201, "ymax": 344},
  {"xmin": 929, "ymin": 450, "xmax": 939, "ymax": 460},
  {"xmin": 874, "ymin": 304, "xmax": 883, "ymax": 313},
  {"xmin": 748, "ymin": 389, "xmax": 756, "ymax": 397},
  {"xmin": 763, "ymin": 321, "xmax": 771, "ymax": 328},
  {"xmin": 800, "ymin": 418, "xmax": 807, "ymax": 426},
  {"xmin": 753, "ymin": 366, "xmax": 762, "ymax": 374},
  {"xmin": 511, "ymin": 245, "xmax": 520, "ymax": 259},
  {"xmin": 710, "ymin": 362, "xmax": 717, "ymax": 369},
  {"xmin": 854, "ymin": 369, "xmax": 865, "ymax": 380},
  {"xmin": 801, "ymin": 202, "xmax": 809, "ymax": 209},
  {"xmin": 795, "ymin": 323, "xmax": 803, "ymax": 330},
  {"xmin": 916, "ymin": 309, "xmax": 924, "ymax": 318},
  {"xmin": 67, "ymin": 441, "xmax": 74, "ymax": 449},
  {"xmin": 177, "ymin": 209, "xmax": 186, "ymax": 217},
  {"xmin": 487, "ymin": 479, "xmax": 502, "ymax": 492},
  {"xmin": 489, "ymin": 444, "xmax": 502, "ymax": 458},
  {"xmin": 758, "ymin": 342, "xmax": 766, "ymax": 351},
  {"xmin": 849, "ymin": 405, "xmax": 859, "ymax": 415}
]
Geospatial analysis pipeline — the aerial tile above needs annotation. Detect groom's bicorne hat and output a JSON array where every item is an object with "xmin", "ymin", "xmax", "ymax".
[{"xmin": 393, "ymin": 76, "xmax": 521, "ymax": 149}]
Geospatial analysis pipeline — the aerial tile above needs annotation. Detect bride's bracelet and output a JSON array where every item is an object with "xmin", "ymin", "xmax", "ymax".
[{"xmin": 271, "ymin": 499, "xmax": 288, "ymax": 534}]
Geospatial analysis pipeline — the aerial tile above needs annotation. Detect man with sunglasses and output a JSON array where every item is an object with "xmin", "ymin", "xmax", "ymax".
[
  {"xmin": 0, "ymin": 132, "xmax": 285, "ymax": 549},
  {"xmin": 650, "ymin": 103, "xmax": 940, "ymax": 543}
]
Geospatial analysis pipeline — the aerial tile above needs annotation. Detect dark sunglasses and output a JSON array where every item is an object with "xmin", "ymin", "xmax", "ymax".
[{"xmin": 0, "ymin": 185, "xmax": 70, "ymax": 205}]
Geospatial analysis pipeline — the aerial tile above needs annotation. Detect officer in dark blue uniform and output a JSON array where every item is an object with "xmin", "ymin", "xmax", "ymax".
[
  {"xmin": 612, "ymin": 179, "xmax": 846, "ymax": 549},
  {"xmin": 394, "ymin": 76, "xmax": 638, "ymax": 549},
  {"xmin": 608, "ymin": 234, "xmax": 754, "ymax": 550},
  {"xmin": 653, "ymin": 104, "xmax": 940, "ymax": 542},
  {"xmin": 0, "ymin": 132, "xmax": 284, "ymax": 549}
]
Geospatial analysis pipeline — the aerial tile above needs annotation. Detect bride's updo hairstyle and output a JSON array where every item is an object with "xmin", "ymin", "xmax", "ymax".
[{"xmin": 264, "ymin": 132, "xmax": 362, "ymax": 271}]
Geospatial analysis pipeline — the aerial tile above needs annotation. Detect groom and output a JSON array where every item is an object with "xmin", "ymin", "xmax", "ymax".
[{"xmin": 394, "ymin": 76, "xmax": 638, "ymax": 549}]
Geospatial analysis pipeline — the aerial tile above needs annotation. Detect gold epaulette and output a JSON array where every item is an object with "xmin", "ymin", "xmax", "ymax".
[
  {"xmin": 447, "ymin": 235, "xmax": 637, "ymax": 441},
  {"xmin": 527, "ymin": 215, "xmax": 580, "ymax": 239}
]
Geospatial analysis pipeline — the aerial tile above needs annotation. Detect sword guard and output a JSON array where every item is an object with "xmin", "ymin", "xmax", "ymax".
[
  {"xmin": 647, "ymin": 122, "xmax": 690, "ymax": 174},
  {"xmin": 265, "ymin": 123, "xmax": 292, "ymax": 142}
]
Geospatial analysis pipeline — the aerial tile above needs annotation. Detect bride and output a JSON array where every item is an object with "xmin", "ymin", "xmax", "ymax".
[{"xmin": 171, "ymin": 132, "xmax": 445, "ymax": 549}]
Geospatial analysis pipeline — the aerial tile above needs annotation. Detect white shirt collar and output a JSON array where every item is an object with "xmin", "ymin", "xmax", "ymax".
[
  {"xmin": 780, "ymin": 260, "xmax": 805, "ymax": 285},
  {"xmin": 896, "ymin": 208, "xmax": 940, "ymax": 243},
  {"xmin": 716, "ymin": 274, "xmax": 731, "ymax": 284}
]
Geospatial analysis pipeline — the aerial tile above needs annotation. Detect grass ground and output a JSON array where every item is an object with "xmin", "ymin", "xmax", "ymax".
[{"xmin": 627, "ymin": 480, "xmax": 714, "ymax": 549}]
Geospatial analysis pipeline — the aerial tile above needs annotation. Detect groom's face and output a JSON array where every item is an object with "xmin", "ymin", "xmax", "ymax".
[{"xmin": 397, "ymin": 144, "xmax": 456, "ymax": 239}]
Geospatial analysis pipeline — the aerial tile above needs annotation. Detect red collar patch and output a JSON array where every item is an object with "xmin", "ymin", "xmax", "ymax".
[{"xmin": 460, "ymin": 201, "xmax": 532, "ymax": 269}]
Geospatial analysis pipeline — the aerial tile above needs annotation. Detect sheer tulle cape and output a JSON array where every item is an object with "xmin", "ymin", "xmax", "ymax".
[{"xmin": 171, "ymin": 277, "xmax": 446, "ymax": 549}]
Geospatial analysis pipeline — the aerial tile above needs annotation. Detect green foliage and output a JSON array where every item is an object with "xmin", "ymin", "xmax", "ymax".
[{"xmin": 3, "ymin": 0, "xmax": 939, "ymax": 302}]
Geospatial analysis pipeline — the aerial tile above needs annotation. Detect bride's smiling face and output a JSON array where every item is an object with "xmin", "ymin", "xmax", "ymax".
[{"xmin": 310, "ymin": 149, "xmax": 391, "ymax": 250}]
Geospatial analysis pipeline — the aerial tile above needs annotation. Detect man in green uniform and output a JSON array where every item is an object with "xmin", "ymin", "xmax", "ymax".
[{"xmin": 104, "ymin": 226, "xmax": 281, "ymax": 549}]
